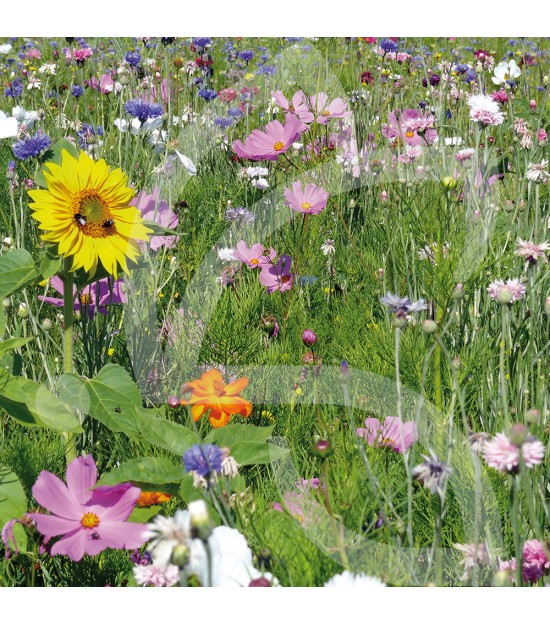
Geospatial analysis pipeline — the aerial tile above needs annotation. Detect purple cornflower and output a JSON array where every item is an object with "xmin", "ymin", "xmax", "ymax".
[
  {"xmin": 5, "ymin": 79, "xmax": 23, "ymax": 98},
  {"xmin": 238, "ymin": 50, "xmax": 254, "ymax": 62},
  {"xmin": 256, "ymin": 65, "xmax": 276, "ymax": 76},
  {"xmin": 380, "ymin": 38, "xmax": 398, "ymax": 53},
  {"xmin": 12, "ymin": 131, "xmax": 51, "ymax": 160},
  {"xmin": 380, "ymin": 292, "xmax": 427, "ymax": 315},
  {"xmin": 125, "ymin": 51, "xmax": 141, "ymax": 67},
  {"xmin": 71, "ymin": 85, "xmax": 84, "ymax": 98},
  {"xmin": 422, "ymin": 73, "xmax": 441, "ymax": 87},
  {"xmin": 77, "ymin": 123, "xmax": 103, "ymax": 149},
  {"xmin": 225, "ymin": 206, "xmax": 255, "ymax": 225},
  {"xmin": 198, "ymin": 88, "xmax": 218, "ymax": 101},
  {"xmin": 214, "ymin": 116, "xmax": 234, "ymax": 129},
  {"xmin": 183, "ymin": 444, "xmax": 224, "ymax": 477},
  {"xmin": 192, "ymin": 37, "xmax": 212, "ymax": 49},
  {"xmin": 124, "ymin": 99, "xmax": 164, "ymax": 124},
  {"xmin": 227, "ymin": 107, "xmax": 243, "ymax": 119}
]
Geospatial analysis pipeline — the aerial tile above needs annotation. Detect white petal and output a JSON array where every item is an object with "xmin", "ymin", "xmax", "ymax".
[{"xmin": 175, "ymin": 150, "xmax": 197, "ymax": 175}]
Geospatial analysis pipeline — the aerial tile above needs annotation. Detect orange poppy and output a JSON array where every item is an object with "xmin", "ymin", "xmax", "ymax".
[
  {"xmin": 180, "ymin": 369, "xmax": 252, "ymax": 428},
  {"xmin": 136, "ymin": 492, "xmax": 172, "ymax": 507}
]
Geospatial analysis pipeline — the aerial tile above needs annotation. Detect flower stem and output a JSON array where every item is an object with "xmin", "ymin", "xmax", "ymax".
[
  {"xmin": 511, "ymin": 475, "xmax": 523, "ymax": 587},
  {"xmin": 499, "ymin": 306, "xmax": 510, "ymax": 426},
  {"xmin": 62, "ymin": 258, "xmax": 76, "ymax": 463}
]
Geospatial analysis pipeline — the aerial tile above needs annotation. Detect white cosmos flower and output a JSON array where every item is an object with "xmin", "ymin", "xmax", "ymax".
[
  {"xmin": 0, "ymin": 111, "xmax": 18, "ymax": 139},
  {"xmin": 492, "ymin": 59, "xmax": 521, "ymax": 85},
  {"xmin": 12, "ymin": 106, "xmax": 39, "ymax": 130},
  {"xmin": 0, "ymin": 43, "xmax": 13, "ymax": 55},
  {"xmin": 114, "ymin": 116, "xmax": 163, "ymax": 135},
  {"xmin": 145, "ymin": 510, "xmax": 192, "ymax": 569}
]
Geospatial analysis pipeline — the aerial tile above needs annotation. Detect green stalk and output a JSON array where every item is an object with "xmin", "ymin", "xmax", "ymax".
[
  {"xmin": 499, "ymin": 306, "xmax": 510, "ymax": 426},
  {"xmin": 62, "ymin": 258, "xmax": 76, "ymax": 463},
  {"xmin": 511, "ymin": 475, "xmax": 523, "ymax": 587}
]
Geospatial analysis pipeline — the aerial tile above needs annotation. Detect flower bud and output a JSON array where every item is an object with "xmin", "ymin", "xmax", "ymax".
[
  {"xmin": 529, "ymin": 99, "xmax": 537, "ymax": 110},
  {"xmin": 260, "ymin": 315, "xmax": 276, "ymax": 333},
  {"xmin": 302, "ymin": 329, "xmax": 317, "ymax": 346},
  {"xmin": 17, "ymin": 303, "xmax": 28, "ymax": 319},
  {"xmin": 2, "ymin": 297, "xmax": 12, "ymax": 309},
  {"xmin": 525, "ymin": 408, "xmax": 541, "ymax": 424},
  {"xmin": 249, "ymin": 577, "xmax": 271, "ymax": 587},
  {"xmin": 188, "ymin": 499, "xmax": 212, "ymax": 540},
  {"xmin": 509, "ymin": 423, "xmax": 528, "ymax": 446},
  {"xmin": 392, "ymin": 314, "xmax": 408, "ymax": 329},
  {"xmin": 452, "ymin": 283, "xmax": 465, "ymax": 300},
  {"xmin": 544, "ymin": 296, "xmax": 550, "ymax": 316},
  {"xmin": 442, "ymin": 176, "xmax": 457, "ymax": 189},
  {"xmin": 171, "ymin": 543, "xmax": 190, "ymax": 567},
  {"xmin": 338, "ymin": 360, "xmax": 350, "ymax": 382},
  {"xmin": 422, "ymin": 319, "xmax": 438, "ymax": 334},
  {"xmin": 451, "ymin": 357, "xmax": 462, "ymax": 371},
  {"xmin": 167, "ymin": 396, "xmax": 180, "ymax": 408},
  {"xmin": 496, "ymin": 285, "xmax": 513, "ymax": 304},
  {"xmin": 40, "ymin": 318, "xmax": 52, "ymax": 331},
  {"xmin": 311, "ymin": 438, "xmax": 333, "ymax": 459}
]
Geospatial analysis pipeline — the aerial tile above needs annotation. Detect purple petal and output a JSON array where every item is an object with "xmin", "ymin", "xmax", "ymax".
[
  {"xmin": 65, "ymin": 455, "xmax": 98, "ymax": 506},
  {"xmin": 97, "ymin": 521, "xmax": 148, "ymax": 549},
  {"xmin": 88, "ymin": 483, "xmax": 141, "ymax": 522},
  {"xmin": 50, "ymin": 528, "xmax": 87, "ymax": 561},
  {"xmin": 32, "ymin": 471, "xmax": 82, "ymax": 520},
  {"xmin": 28, "ymin": 513, "xmax": 79, "ymax": 537}
]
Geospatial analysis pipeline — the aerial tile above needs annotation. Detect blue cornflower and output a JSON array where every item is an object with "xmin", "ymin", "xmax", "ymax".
[
  {"xmin": 71, "ymin": 85, "xmax": 84, "ymax": 98},
  {"xmin": 4, "ymin": 79, "xmax": 23, "ymax": 98},
  {"xmin": 192, "ymin": 37, "xmax": 212, "ymax": 49},
  {"xmin": 380, "ymin": 292, "xmax": 427, "ymax": 315},
  {"xmin": 125, "ymin": 51, "xmax": 141, "ymax": 67},
  {"xmin": 214, "ymin": 116, "xmax": 234, "ymax": 129},
  {"xmin": 238, "ymin": 50, "xmax": 254, "ymax": 62},
  {"xmin": 227, "ymin": 107, "xmax": 243, "ymax": 119},
  {"xmin": 464, "ymin": 68, "xmax": 477, "ymax": 83},
  {"xmin": 183, "ymin": 444, "xmax": 224, "ymax": 477},
  {"xmin": 256, "ymin": 65, "xmax": 276, "ymax": 76},
  {"xmin": 380, "ymin": 38, "xmax": 398, "ymax": 53},
  {"xmin": 124, "ymin": 99, "xmax": 164, "ymax": 123},
  {"xmin": 418, "ymin": 101, "xmax": 427, "ymax": 110},
  {"xmin": 77, "ymin": 123, "xmax": 102, "ymax": 149},
  {"xmin": 446, "ymin": 110, "xmax": 452, "ymax": 119},
  {"xmin": 454, "ymin": 63, "xmax": 469, "ymax": 74},
  {"xmin": 198, "ymin": 88, "xmax": 217, "ymax": 101},
  {"xmin": 12, "ymin": 131, "xmax": 51, "ymax": 160}
]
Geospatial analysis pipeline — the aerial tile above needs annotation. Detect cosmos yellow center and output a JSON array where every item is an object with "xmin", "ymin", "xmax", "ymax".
[
  {"xmin": 273, "ymin": 141, "xmax": 285, "ymax": 151},
  {"xmin": 80, "ymin": 294, "xmax": 91, "ymax": 305},
  {"xmin": 81, "ymin": 512, "xmax": 100, "ymax": 529},
  {"xmin": 72, "ymin": 190, "xmax": 115, "ymax": 238},
  {"xmin": 320, "ymin": 109, "xmax": 331, "ymax": 117},
  {"xmin": 250, "ymin": 258, "xmax": 259, "ymax": 264},
  {"xmin": 300, "ymin": 202, "xmax": 312, "ymax": 210},
  {"xmin": 405, "ymin": 130, "xmax": 415, "ymax": 138}
]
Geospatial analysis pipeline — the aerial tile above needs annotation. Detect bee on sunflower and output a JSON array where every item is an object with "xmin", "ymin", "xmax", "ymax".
[{"xmin": 28, "ymin": 149, "xmax": 152, "ymax": 277}]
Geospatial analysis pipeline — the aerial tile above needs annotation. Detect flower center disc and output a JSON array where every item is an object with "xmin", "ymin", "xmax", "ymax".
[
  {"xmin": 81, "ymin": 512, "xmax": 100, "ymax": 529},
  {"xmin": 250, "ymin": 258, "xmax": 259, "ymax": 264},
  {"xmin": 320, "ymin": 109, "xmax": 331, "ymax": 117},
  {"xmin": 213, "ymin": 380, "xmax": 226, "ymax": 396},
  {"xmin": 405, "ymin": 130, "xmax": 415, "ymax": 138},
  {"xmin": 73, "ymin": 190, "xmax": 115, "ymax": 238},
  {"xmin": 273, "ymin": 141, "xmax": 285, "ymax": 151},
  {"xmin": 300, "ymin": 202, "xmax": 312, "ymax": 210}
]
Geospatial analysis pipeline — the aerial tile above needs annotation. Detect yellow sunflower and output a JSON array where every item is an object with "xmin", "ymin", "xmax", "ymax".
[{"xmin": 28, "ymin": 149, "xmax": 151, "ymax": 277}]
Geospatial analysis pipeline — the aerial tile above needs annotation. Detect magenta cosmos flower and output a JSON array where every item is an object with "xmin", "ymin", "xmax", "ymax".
[
  {"xmin": 309, "ymin": 92, "xmax": 351, "ymax": 125},
  {"xmin": 382, "ymin": 109, "xmax": 437, "ymax": 147},
  {"xmin": 271, "ymin": 90, "xmax": 314, "ymax": 124},
  {"xmin": 233, "ymin": 240, "xmax": 276, "ymax": 268},
  {"xmin": 39, "ymin": 276, "xmax": 126, "ymax": 317},
  {"xmin": 232, "ymin": 113, "xmax": 307, "ymax": 161},
  {"xmin": 28, "ymin": 455, "xmax": 147, "ymax": 561},
  {"xmin": 131, "ymin": 187, "xmax": 179, "ymax": 251},
  {"xmin": 356, "ymin": 416, "xmax": 418, "ymax": 453},
  {"xmin": 258, "ymin": 254, "xmax": 294, "ymax": 293},
  {"xmin": 283, "ymin": 181, "xmax": 329, "ymax": 215}
]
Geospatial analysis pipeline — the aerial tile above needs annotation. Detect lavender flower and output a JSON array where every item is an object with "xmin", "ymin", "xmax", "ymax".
[
  {"xmin": 12, "ymin": 131, "xmax": 51, "ymax": 160},
  {"xmin": 225, "ymin": 206, "xmax": 255, "ymax": 225},
  {"xmin": 413, "ymin": 452, "xmax": 451, "ymax": 497},
  {"xmin": 380, "ymin": 292, "xmax": 427, "ymax": 315}
]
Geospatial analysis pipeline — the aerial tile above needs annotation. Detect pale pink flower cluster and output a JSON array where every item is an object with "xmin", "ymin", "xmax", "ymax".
[
  {"xmin": 133, "ymin": 563, "xmax": 180, "ymax": 587},
  {"xmin": 455, "ymin": 148, "xmax": 475, "ymax": 162},
  {"xmin": 499, "ymin": 540, "xmax": 550, "ymax": 584},
  {"xmin": 468, "ymin": 94, "xmax": 504, "ymax": 127},
  {"xmin": 487, "ymin": 278, "xmax": 526, "ymax": 303},
  {"xmin": 526, "ymin": 160, "xmax": 550, "ymax": 183},
  {"xmin": 483, "ymin": 432, "xmax": 544, "ymax": 473},
  {"xmin": 454, "ymin": 542, "xmax": 491, "ymax": 581},
  {"xmin": 515, "ymin": 238, "xmax": 550, "ymax": 264}
]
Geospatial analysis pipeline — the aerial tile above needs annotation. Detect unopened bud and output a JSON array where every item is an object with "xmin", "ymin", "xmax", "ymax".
[
  {"xmin": 167, "ymin": 396, "xmax": 180, "ymax": 408},
  {"xmin": 311, "ymin": 438, "xmax": 333, "ymax": 459},
  {"xmin": 302, "ymin": 329, "xmax": 317, "ymax": 346},
  {"xmin": 509, "ymin": 423, "xmax": 528, "ymax": 446},
  {"xmin": 188, "ymin": 499, "xmax": 212, "ymax": 539},
  {"xmin": 171, "ymin": 543, "xmax": 190, "ymax": 567},
  {"xmin": 422, "ymin": 319, "xmax": 438, "ymax": 334},
  {"xmin": 40, "ymin": 318, "xmax": 52, "ymax": 331},
  {"xmin": 17, "ymin": 303, "xmax": 28, "ymax": 319},
  {"xmin": 525, "ymin": 408, "xmax": 541, "ymax": 424},
  {"xmin": 544, "ymin": 296, "xmax": 550, "ymax": 316},
  {"xmin": 452, "ymin": 283, "xmax": 465, "ymax": 300},
  {"xmin": 496, "ymin": 286, "xmax": 513, "ymax": 304},
  {"xmin": 2, "ymin": 297, "xmax": 11, "ymax": 309}
]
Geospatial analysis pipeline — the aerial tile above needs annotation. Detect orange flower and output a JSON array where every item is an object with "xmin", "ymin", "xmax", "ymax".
[
  {"xmin": 136, "ymin": 492, "xmax": 172, "ymax": 508},
  {"xmin": 181, "ymin": 369, "xmax": 252, "ymax": 428}
]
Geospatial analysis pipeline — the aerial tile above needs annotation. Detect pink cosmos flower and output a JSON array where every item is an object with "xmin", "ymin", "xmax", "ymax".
[
  {"xmin": 28, "ymin": 455, "xmax": 147, "ymax": 562},
  {"xmin": 283, "ymin": 181, "xmax": 329, "ymax": 215},
  {"xmin": 483, "ymin": 432, "xmax": 544, "ymax": 473},
  {"xmin": 271, "ymin": 90, "xmax": 314, "ymax": 124},
  {"xmin": 232, "ymin": 113, "xmax": 307, "ymax": 161},
  {"xmin": 131, "ymin": 187, "xmax": 179, "ymax": 251},
  {"xmin": 273, "ymin": 478, "xmax": 322, "ymax": 526},
  {"xmin": 233, "ymin": 240, "xmax": 276, "ymax": 268},
  {"xmin": 90, "ymin": 73, "xmax": 115, "ymax": 94},
  {"xmin": 356, "ymin": 416, "xmax": 418, "ymax": 453},
  {"xmin": 39, "ymin": 276, "xmax": 126, "ymax": 317},
  {"xmin": 382, "ymin": 109, "xmax": 438, "ymax": 147},
  {"xmin": 258, "ymin": 254, "xmax": 294, "ymax": 293},
  {"xmin": 308, "ymin": 92, "xmax": 351, "ymax": 125}
]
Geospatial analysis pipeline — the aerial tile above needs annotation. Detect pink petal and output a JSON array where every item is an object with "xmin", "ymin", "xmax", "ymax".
[
  {"xmin": 65, "ymin": 455, "xmax": 98, "ymax": 506},
  {"xmin": 28, "ymin": 513, "xmax": 79, "ymax": 537},
  {"xmin": 32, "ymin": 471, "xmax": 82, "ymax": 520},
  {"xmin": 88, "ymin": 484, "xmax": 141, "ymax": 522},
  {"xmin": 98, "ymin": 521, "xmax": 148, "ymax": 550},
  {"xmin": 50, "ymin": 528, "xmax": 88, "ymax": 561}
]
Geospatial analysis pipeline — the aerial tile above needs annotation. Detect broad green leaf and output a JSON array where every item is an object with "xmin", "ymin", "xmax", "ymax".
[
  {"xmin": 139, "ymin": 408, "xmax": 199, "ymax": 456},
  {"xmin": 0, "ymin": 465, "xmax": 28, "ymax": 552},
  {"xmin": 230, "ymin": 441, "xmax": 289, "ymax": 466},
  {"xmin": 0, "ymin": 337, "xmax": 33, "ymax": 359},
  {"xmin": 0, "ymin": 308, "xmax": 6, "ymax": 338},
  {"xmin": 59, "ymin": 365, "xmax": 142, "ymax": 438},
  {"xmin": 0, "ymin": 369, "xmax": 83, "ymax": 433},
  {"xmin": 204, "ymin": 423, "xmax": 274, "ymax": 447},
  {"xmin": 179, "ymin": 474, "xmax": 202, "ymax": 503},
  {"xmin": 0, "ymin": 249, "xmax": 39, "ymax": 300},
  {"xmin": 98, "ymin": 457, "xmax": 186, "ymax": 489},
  {"xmin": 36, "ymin": 249, "xmax": 62, "ymax": 281},
  {"xmin": 128, "ymin": 505, "xmax": 162, "ymax": 524}
]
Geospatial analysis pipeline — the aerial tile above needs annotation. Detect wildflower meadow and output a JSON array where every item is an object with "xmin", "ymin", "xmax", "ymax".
[{"xmin": 0, "ymin": 31, "xmax": 549, "ymax": 598}]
